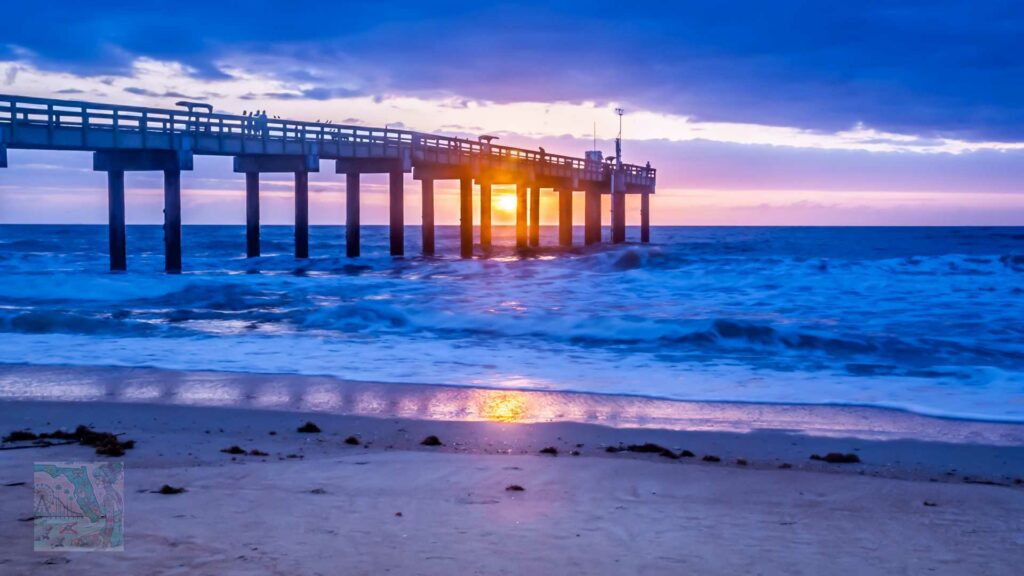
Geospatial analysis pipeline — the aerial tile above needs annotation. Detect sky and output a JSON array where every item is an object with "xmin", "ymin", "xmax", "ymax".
[{"xmin": 1, "ymin": 1, "xmax": 1023, "ymax": 225}]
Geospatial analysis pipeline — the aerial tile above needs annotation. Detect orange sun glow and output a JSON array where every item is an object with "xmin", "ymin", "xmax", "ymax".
[{"xmin": 494, "ymin": 194, "xmax": 518, "ymax": 214}]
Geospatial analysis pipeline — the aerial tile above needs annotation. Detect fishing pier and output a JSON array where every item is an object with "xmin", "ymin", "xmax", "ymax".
[{"xmin": 0, "ymin": 94, "xmax": 656, "ymax": 272}]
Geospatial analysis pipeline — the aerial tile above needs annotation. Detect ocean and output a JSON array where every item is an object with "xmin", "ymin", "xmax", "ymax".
[{"xmin": 0, "ymin": 224, "xmax": 1022, "ymax": 422}]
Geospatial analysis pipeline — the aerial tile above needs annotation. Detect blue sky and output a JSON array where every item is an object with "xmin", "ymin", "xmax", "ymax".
[{"xmin": 2, "ymin": 1, "xmax": 1023, "ymax": 224}]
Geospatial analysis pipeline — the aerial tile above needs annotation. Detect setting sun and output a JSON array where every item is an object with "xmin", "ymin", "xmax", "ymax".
[{"xmin": 494, "ymin": 194, "xmax": 518, "ymax": 214}]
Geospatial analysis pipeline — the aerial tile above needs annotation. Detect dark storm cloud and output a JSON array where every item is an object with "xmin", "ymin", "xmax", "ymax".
[{"xmin": 2, "ymin": 1, "xmax": 1022, "ymax": 141}]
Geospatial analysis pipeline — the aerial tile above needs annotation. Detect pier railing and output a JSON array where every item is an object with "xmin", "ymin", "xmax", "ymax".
[{"xmin": 0, "ymin": 94, "xmax": 655, "ymax": 183}]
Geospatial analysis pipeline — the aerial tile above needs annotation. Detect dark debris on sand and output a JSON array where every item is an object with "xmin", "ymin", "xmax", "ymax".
[
  {"xmin": 297, "ymin": 422, "xmax": 322, "ymax": 434},
  {"xmin": 154, "ymin": 485, "xmax": 186, "ymax": 495},
  {"xmin": 221, "ymin": 445, "xmax": 247, "ymax": 455},
  {"xmin": 344, "ymin": 436, "xmax": 361, "ymax": 446},
  {"xmin": 539, "ymin": 447, "xmax": 559, "ymax": 456},
  {"xmin": 702, "ymin": 455, "xmax": 721, "ymax": 463},
  {"xmin": 506, "ymin": 484, "xmax": 526, "ymax": 492},
  {"xmin": 249, "ymin": 449, "xmax": 269, "ymax": 457},
  {"xmin": 421, "ymin": 435, "xmax": 443, "ymax": 447},
  {"xmin": 4, "ymin": 426, "xmax": 135, "ymax": 457},
  {"xmin": 811, "ymin": 453, "xmax": 861, "ymax": 464},
  {"xmin": 625, "ymin": 443, "xmax": 679, "ymax": 459}
]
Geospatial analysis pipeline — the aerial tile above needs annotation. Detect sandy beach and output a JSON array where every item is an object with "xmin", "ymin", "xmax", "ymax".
[{"xmin": 2, "ymin": 367, "xmax": 1023, "ymax": 575}]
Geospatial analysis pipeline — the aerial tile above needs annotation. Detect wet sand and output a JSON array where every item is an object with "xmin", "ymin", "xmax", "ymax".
[{"xmin": 1, "ymin": 366, "xmax": 1024, "ymax": 574}]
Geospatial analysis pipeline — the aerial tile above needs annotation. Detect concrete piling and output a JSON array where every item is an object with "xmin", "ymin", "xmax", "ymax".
[
  {"xmin": 107, "ymin": 170, "xmax": 126, "ymax": 271},
  {"xmin": 421, "ymin": 179, "xmax": 435, "ymax": 256},
  {"xmin": 245, "ymin": 172, "xmax": 260, "ymax": 258},
  {"xmin": 479, "ymin": 179, "xmax": 492, "ymax": 249},
  {"xmin": 390, "ymin": 171, "xmax": 404, "ymax": 257},
  {"xmin": 294, "ymin": 172, "xmax": 309, "ymax": 259},
  {"xmin": 516, "ymin": 181, "xmax": 528, "ymax": 249},
  {"xmin": 346, "ymin": 173, "xmax": 360, "ymax": 258},
  {"xmin": 640, "ymin": 192, "xmax": 650, "ymax": 244},
  {"xmin": 163, "ymin": 170, "xmax": 181, "ymax": 272},
  {"xmin": 558, "ymin": 188, "xmax": 572, "ymax": 247},
  {"xmin": 529, "ymin": 185, "xmax": 540, "ymax": 247},
  {"xmin": 585, "ymin": 188, "xmax": 601, "ymax": 246},
  {"xmin": 460, "ymin": 177, "xmax": 473, "ymax": 258}
]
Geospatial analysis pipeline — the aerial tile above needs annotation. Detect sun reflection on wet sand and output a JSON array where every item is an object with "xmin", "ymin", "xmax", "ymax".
[{"xmin": 479, "ymin": 391, "xmax": 528, "ymax": 422}]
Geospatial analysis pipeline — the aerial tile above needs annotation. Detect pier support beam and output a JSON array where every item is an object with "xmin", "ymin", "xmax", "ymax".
[
  {"xmin": 640, "ymin": 192, "xmax": 650, "ymax": 244},
  {"xmin": 529, "ymin": 185, "xmax": 540, "ymax": 247},
  {"xmin": 460, "ymin": 177, "xmax": 473, "ymax": 258},
  {"xmin": 234, "ymin": 155, "xmax": 318, "ymax": 260},
  {"xmin": 516, "ymin": 181, "xmax": 528, "ymax": 249},
  {"xmin": 163, "ymin": 170, "xmax": 182, "ymax": 273},
  {"xmin": 336, "ymin": 157, "xmax": 408, "ymax": 257},
  {"xmin": 0, "ymin": 143, "xmax": 7, "ymax": 168},
  {"xmin": 390, "ymin": 170, "xmax": 404, "ymax": 257},
  {"xmin": 94, "ymin": 149, "xmax": 192, "ymax": 272},
  {"xmin": 584, "ymin": 188, "xmax": 601, "ymax": 245},
  {"xmin": 107, "ymin": 170, "xmax": 126, "ymax": 271},
  {"xmin": 294, "ymin": 172, "xmax": 309, "ymax": 259},
  {"xmin": 479, "ymin": 179, "xmax": 492, "ymax": 249},
  {"xmin": 245, "ymin": 173, "xmax": 260, "ymax": 258},
  {"xmin": 421, "ymin": 179, "xmax": 435, "ymax": 256},
  {"xmin": 558, "ymin": 188, "xmax": 572, "ymax": 247},
  {"xmin": 346, "ymin": 173, "xmax": 360, "ymax": 258},
  {"xmin": 611, "ymin": 191, "xmax": 626, "ymax": 244}
]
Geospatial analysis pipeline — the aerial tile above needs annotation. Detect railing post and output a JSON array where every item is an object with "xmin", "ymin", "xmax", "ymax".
[{"xmin": 44, "ymin": 104, "xmax": 54, "ymax": 145}]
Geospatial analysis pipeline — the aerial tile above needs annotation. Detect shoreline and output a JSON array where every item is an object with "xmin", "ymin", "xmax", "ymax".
[
  {"xmin": 7, "ymin": 360, "xmax": 1024, "ymax": 426},
  {"xmin": 2, "ymin": 362, "xmax": 1024, "ymax": 446},
  {"xmin": 1, "ymin": 398, "xmax": 1023, "ymax": 574}
]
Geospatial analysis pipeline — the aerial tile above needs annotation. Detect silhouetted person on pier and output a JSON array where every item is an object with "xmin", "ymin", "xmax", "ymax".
[{"xmin": 258, "ymin": 110, "xmax": 268, "ymax": 138}]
